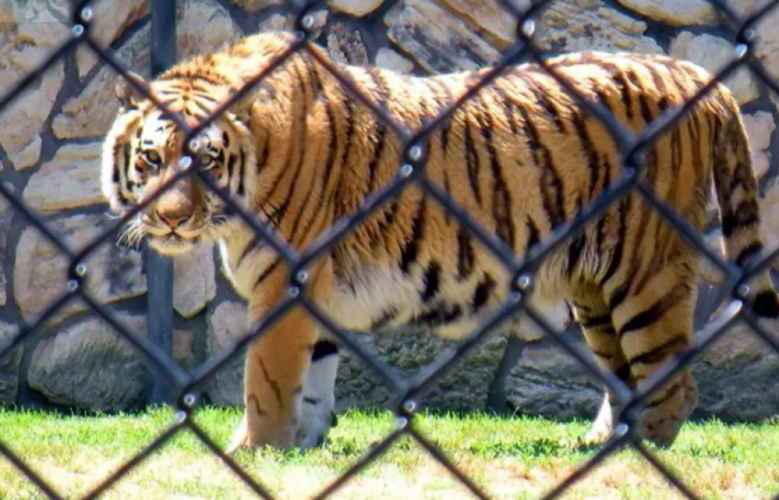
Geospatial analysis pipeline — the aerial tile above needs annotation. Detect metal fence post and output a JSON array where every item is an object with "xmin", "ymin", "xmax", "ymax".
[{"xmin": 146, "ymin": 0, "xmax": 177, "ymax": 406}]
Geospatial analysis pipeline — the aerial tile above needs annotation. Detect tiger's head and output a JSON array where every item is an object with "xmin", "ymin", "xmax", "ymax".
[{"xmin": 101, "ymin": 72, "xmax": 258, "ymax": 255}]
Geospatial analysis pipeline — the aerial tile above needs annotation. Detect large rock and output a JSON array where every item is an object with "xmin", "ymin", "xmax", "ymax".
[
  {"xmin": 384, "ymin": 0, "xmax": 502, "ymax": 73},
  {"xmin": 0, "ymin": 1, "xmax": 67, "ymax": 170},
  {"xmin": 693, "ymin": 321, "xmax": 779, "ymax": 421},
  {"xmin": 535, "ymin": 0, "xmax": 663, "ymax": 54},
  {"xmin": 205, "ymin": 301, "xmax": 247, "ymax": 406},
  {"xmin": 13, "ymin": 213, "xmax": 147, "ymax": 324},
  {"xmin": 0, "ymin": 191, "xmax": 12, "ymax": 306},
  {"xmin": 75, "ymin": 0, "xmax": 149, "ymax": 79},
  {"xmin": 329, "ymin": 0, "xmax": 385, "ymax": 17},
  {"xmin": 435, "ymin": 0, "xmax": 520, "ymax": 50},
  {"xmin": 669, "ymin": 32, "xmax": 759, "ymax": 105},
  {"xmin": 505, "ymin": 338, "xmax": 602, "ymax": 419},
  {"xmin": 28, "ymin": 315, "xmax": 149, "ymax": 410},
  {"xmin": 758, "ymin": 178, "xmax": 779, "ymax": 274},
  {"xmin": 52, "ymin": 0, "xmax": 241, "ymax": 140},
  {"xmin": 612, "ymin": 0, "xmax": 721, "ymax": 27},
  {"xmin": 742, "ymin": 111, "xmax": 774, "ymax": 180},
  {"xmin": 723, "ymin": 0, "xmax": 779, "ymax": 83},
  {"xmin": 336, "ymin": 328, "xmax": 507, "ymax": 412},
  {"xmin": 0, "ymin": 322, "xmax": 22, "ymax": 405},
  {"xmin": 27, "ymin": 314, "xmax": 194, "ymax": 409},
  {"xmin": 230, "ymin": 0, "xmax": 282, "ymax": 12},
  {"xmin": 22, "ymin": 142, "xmax": 104, "ymax": 214},
  {"xmin": 173, "ymin": 244, "xmax": 216, "ymax": 319},
  {"xmin": 375, "ymin": 48, "xmax": 415, "ymax": 74}
]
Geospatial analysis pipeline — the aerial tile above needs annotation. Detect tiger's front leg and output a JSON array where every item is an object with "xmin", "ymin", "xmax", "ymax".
[
  {"xmin": 225, "ymin": 259, "xmax": 337, "ymax": 453},
  {"xmin": 227, "ymin": 308, "xmax": 321, "ymax": 451}
]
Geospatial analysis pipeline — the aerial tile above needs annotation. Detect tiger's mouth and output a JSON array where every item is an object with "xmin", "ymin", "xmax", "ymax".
[{"xmin": 147, "ymin": 230, "xmax": 198, "ymax": 255}]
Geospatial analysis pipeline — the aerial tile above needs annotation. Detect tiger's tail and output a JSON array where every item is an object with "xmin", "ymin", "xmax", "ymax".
[{"xmin": 712, "ymin": 103, "xmax": 779, "ymax": 318}]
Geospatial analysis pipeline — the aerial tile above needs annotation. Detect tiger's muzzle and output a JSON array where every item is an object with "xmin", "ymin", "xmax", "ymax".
[{"xmin": 141, "ymin": 177, "xmax": 208, "ymax": 255}]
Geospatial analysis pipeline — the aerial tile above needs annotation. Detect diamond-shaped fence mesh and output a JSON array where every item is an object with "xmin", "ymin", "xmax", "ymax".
[{"xmin": 0, "ymin": 0, "xmax": 778, "ymax": 498}]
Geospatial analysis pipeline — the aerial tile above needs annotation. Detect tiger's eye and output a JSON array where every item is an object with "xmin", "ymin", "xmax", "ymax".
[
  {"xmin": 200, "ymin": 154, "xmax": 213, "ymax": 167},
  {"xmin": 146, "ymin": 150, "xmax": 161, "ymax": 163}
]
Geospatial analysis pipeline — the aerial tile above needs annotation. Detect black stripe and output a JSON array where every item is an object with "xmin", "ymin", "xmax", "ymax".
[
  {"xmin": 311, "ymin": 340, "xmax": 339, "ymax": 361},
  {"xmin": 526, "ymin": 217, "xmax": 540, "ymax": 251},
  {"xmin": 464, "ymin": 121, "xmax": 482, "ymax": 205},
  {"xmin": 644, "ymin": 380, "xmax": 682, "ymax": 409},
  {"xmin": 236, "ymin": 148, "xmax": 246, "ymax": 197},
  {"xmin": 421, "ymin": 261, "xmax": 441, "ymax": 302},
  {"xmin": 158, "ymin": 72, "xmax": 227, "ymax": 86},
  {"xmin": 430, "ymin": 79, "xmax": 454, "ymax": 152},
  {"xmin": 491, "ymin": 84, "xmax": 519, "ymax": 136},
  {"xmin": 567, "ymin": 226, "xmax": 586, "ymax": 279},
  {"xmin": 638, "ymin": 94, "xmax": 654, "ymax": 125},
  {"xmin": 615, "ymin": 363, "xmax": 632, "ymax": 382},
  {"xmin": 411, "ymin": 303, "xmax": 462, "ymax": 327},
  {"xmin": 259, "ymin": 359, "xmax": 283, "ymax": 407},
  {"xmin": 579, "ymin": 314, "xmax": 611, "ymax": 329},
  {"xmin": 618, "ymin": 282, "xmax": 687, "ymax": 338},
  {"xmin": 457, "ymin": 228, "xmax": 475, "ymax": 280},
  {"xmin": 479, "ymin": 103, "xmax": 515, "ymax": 248},
  {"xmin": 599, "ymin": 198, "xmax": 629, "ymax": 286},
  {"xmin": 289, "ymin": 154, "xmax": 322, "ymax": 244},
  {"xmin": 612, "ymin": 69, "xmax": 634, "ymax": 121},
  {"xmin": 270, "ymin": 62, "xmax": 312, "ymax": 226},
  {"xmin": 399, "ymin": 197, "xmax": 426, "ymax": 273},
  {"xmin": 366, "ymin": 122, "xmax": 386, "ymax": 193},
  {"xmin": 722, "ymin": 199, "xmax": 760, "ymax": 237},
  {"xmin": 595, "ymin": 158, "xmax": 612, "ymax": 254},
  {"xmin": 754, "ymin": 291, "xmax": 779, "ymax": 318},
  {"xmin": 591, "ymin": 349, "xmax": 614, "ymax": 360},
  {"xmin": 735, "ymin": 242, "xmax": 763, "ymax": 267},
  {"xmin": 371, "ymin": 307, "xmax": 399, "ymax": 330},
  {"xmin": 516, "ymin": 102, "xmax": 564, "ymax": 227},
  {"xmin": 608, "ymin": 281, "xmax": 630, "ymax": 311},
  {"xmin": 254, "ymin": 257, "xmax": 282, "ymax": 289},
  {"xmin": 629, "ymin": 336, "xmax": 687, "ymax": 368},
  {"xmin": 688, "ymin": 115, "xmax": 704, "ymax": 184},
  {"xmin": 471, "ymin": 274, "xmax": 496, "ymax": 312},
  {"xmin": 523, "ymin": 76, "xmax": 566, "ymax": 133},
  {"xmin": 226, "ymin": 153, "xmax": 237, "ymax": 186},
  {"xmin": 571, "ymin": 112, "xmax": 599, "ymax": 200}
]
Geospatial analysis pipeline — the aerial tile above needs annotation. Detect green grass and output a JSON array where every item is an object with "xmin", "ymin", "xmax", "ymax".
[{"xmin": 0, "ymin": 407, "xmax": 777, "ymax": 499}]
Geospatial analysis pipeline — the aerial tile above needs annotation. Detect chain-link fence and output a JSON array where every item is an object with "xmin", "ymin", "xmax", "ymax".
[{"xmin": 1, "ymin": 0, "xmax": 779, "ymax": 498}]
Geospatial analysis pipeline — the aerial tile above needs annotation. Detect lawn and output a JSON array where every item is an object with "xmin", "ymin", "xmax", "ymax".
[{"xmin": 0, "ymin": 407, "xmax": 777, "ymax": 500}]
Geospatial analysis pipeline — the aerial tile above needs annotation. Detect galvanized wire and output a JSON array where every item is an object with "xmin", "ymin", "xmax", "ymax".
[{"xmin": 0, "ymin": 0, "xmax": 777, "ymax": 499}]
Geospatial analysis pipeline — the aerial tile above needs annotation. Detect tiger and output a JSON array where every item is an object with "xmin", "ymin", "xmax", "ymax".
[{"xmin": 101, "ymin": 30, "xmax": 779, "ymax": 452}]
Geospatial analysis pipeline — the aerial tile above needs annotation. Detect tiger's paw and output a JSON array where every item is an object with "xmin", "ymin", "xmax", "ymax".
[
  {"xmin": 639, "ymin": 370, "xmax": 698, "ymax": 448},
  {"xmin": 581, "ymin": 393, "xmax": 614, "ymax": 446}
]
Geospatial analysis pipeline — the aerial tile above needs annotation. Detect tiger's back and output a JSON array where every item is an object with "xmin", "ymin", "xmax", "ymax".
[{"xmin": 101, "ymin": 32, "xmax": 779, "ymax": 451}]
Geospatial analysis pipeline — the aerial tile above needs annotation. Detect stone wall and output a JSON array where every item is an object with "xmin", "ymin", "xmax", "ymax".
[{"xmin": 1, "ymin": 0, "xmax": 778, "ymax": 422}]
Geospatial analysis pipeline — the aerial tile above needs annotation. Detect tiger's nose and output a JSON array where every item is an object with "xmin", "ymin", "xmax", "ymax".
[
  {"xmin": 155, "ymin": 191, "xmax": 193, "ymax": 229},
  {"xmin": 156, "ymin": 209, "xmax": 191, "ymax": 229}
]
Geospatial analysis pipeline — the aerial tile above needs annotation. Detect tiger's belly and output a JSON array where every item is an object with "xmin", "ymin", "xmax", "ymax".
[{"xmin": 326, "ymin": 264, "xmax": 510, "ymax": 340}]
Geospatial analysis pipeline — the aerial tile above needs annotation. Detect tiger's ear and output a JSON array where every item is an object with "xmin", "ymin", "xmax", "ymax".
[{"xmin": 114, "ymin": 71, "xmax": 149, "ymax": 109}]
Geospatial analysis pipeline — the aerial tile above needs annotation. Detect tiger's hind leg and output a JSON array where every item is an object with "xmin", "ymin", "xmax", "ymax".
[
  {"xmin": 610, "ymin": 263, "xmax": 699, "ymax": 448},
  {"xmin": 572, "ymin": 299, "xmax": 635, "ymax": 445}
]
